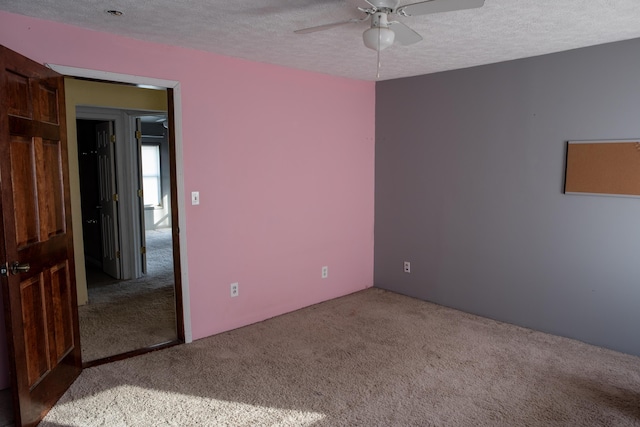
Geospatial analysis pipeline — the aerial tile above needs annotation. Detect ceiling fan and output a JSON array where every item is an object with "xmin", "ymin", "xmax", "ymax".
[{"xmin": 294, "ymin": 0, "xmax": 485, "ymax": 51}]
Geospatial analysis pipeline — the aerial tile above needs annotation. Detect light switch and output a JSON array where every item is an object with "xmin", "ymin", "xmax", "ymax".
[{"xmin": 191, "ymin": 191, "xmax": 200, "ymax": 205}]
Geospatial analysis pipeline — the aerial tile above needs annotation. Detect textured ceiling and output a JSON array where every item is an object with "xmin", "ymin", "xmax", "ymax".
[{"xmin": 2, "ymin": 0, "xmax": 640, "ymax": 81}]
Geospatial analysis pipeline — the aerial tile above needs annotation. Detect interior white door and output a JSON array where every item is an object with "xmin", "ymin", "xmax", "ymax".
[
  {"xmin": 135, "ymin": 118, "xmax": 147, "ymax": 275},
  {"xmin": 96, "ymin": 121, "xmax": 121, "ymax": 279}
]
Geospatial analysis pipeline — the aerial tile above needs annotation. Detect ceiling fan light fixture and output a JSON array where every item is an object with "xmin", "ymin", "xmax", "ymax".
[
  {"xmin": 295, "ymin": 0, "xmax": 485, "ymax": 54},
  {"xmin": 363, "ymin": 26, "xmax": 395, "ymax": 51}
]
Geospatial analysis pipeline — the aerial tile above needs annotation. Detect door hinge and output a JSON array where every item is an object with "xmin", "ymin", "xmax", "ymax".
[
  {"xmin": 112, "ymin": 193, "xmax": 119, "ymax": 202},
  {"xmin": 141, "ymin": 246, "xmax": 146, "ymax": 254},
  {"xmin": 135, "ymin": 130, "xmax": 142, "ymax": 139},
  {"xmin": 115, "ymin": 251, "xmax": 121, "ymax": 259},
  {"xmin": 110, "ymin": 134, "xmax": 116, "ymax": 143},
  {"xmin": 0, "ymin": 263, "xmax": 8, "ymax": 277},
  {"xmin": 137, "ymin": 189, "xmax": 143, "ymax": 198}
]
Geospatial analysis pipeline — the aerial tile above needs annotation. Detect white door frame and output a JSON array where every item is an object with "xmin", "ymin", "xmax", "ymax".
[
  {"xmin": 47, "ymin": 64, "xmax": 192, "ymax": 343},
  {"xmin": 77, "ymin": 108, "xmax": 167, "ymax": 280},
  {"xmin": 76, "ymin": 109, "xmax": 129, "ymax": 279}
]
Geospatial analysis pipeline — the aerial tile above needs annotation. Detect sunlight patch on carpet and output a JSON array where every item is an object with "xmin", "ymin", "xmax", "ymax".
[{"xmin": 43, "ymin": 384, "xmax": 325, "ymax": 426}]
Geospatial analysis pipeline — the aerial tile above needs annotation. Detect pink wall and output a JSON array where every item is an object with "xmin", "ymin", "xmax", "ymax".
[{"xmin": 0, "ymin": 10, "xmax": 374, "ymax": 378}]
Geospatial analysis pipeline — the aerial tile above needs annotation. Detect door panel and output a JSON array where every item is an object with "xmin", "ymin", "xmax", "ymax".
[
  {"xmin": 48, "ymin": 262, "xmax": 74, "ymax": 361},
  {"xmin": 9, "ymin": 136, "xmax": 39, "ymax": 247},
  {"xmin": 20, "ymin": 274, "xmax": 49, "ymax": 387},
  {"xmin": 0, "ymin": 45, "xmax": 81, "ymax": 427},
  {"xmin": 41, "ymin": 139, "xmax": 66, "ymax": 237},
  {"xmin": 6, "ymin": 70, "xmax": 32, "ymax": 118}
]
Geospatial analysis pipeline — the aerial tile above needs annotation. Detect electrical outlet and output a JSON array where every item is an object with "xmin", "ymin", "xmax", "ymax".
[
  {"xmin": 321, "ymin": 266, "xmax": 328, "ymax": 279},
  {"xmin": 404, "ymin": 261, "xmax": 411, "ymax": 273},
  {"xmin": 230, "ymin": 282, "xmax": 239, "ymax": 297}
]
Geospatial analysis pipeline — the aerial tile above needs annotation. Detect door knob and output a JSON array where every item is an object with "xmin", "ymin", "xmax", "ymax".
[{"xmin": 11, "ymin": 262, "xmax": 30, "ymax": 275}]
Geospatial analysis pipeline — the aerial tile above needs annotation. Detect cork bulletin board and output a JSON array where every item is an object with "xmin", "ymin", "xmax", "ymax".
[{"xmin": 564, "ymin": 140, "xmax": 640, "ymax": 197}]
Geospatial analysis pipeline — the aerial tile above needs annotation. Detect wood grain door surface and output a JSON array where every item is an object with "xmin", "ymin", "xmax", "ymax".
[{"xmin": 0, "ymin": 44, "xmax": 82, "ymax": 427}]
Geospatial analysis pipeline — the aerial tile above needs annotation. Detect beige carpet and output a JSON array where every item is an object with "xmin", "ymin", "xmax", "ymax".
[
  {"xmin": 44, "ymin": 288, "xmax": 640, "ymax": 426},
  {"xmin": 79, "ymin": 228, "xmax": 177, "ymax": 362}
]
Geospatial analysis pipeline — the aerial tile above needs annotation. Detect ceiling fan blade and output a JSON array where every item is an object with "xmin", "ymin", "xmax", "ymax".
[
  {"xmin": 397, "ymin": 0, "xmax": 484, "ymax": 17},
  {"xmin": 388, "ymin": 21, "xmax": 423, "ymax": 45},
  {"xmin": 294, "ymin": 16, "xmax": 368, "ymax": 34}
]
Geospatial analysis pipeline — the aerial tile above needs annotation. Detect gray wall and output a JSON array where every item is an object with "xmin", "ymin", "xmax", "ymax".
[{"xmin": 375, "ymin": 38, "xmax": 640, "ymax": 357}]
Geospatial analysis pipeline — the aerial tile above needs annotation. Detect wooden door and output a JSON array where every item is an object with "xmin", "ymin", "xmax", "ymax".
[
  {"xmin": 96, "ymin": 121, "xmax": 121, "ymax": 279},
  {"xmin": 0, "ymin": 45, "xmax": 82, "ymax": 426}
]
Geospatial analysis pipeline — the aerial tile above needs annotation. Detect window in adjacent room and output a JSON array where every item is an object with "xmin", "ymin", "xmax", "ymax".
[{"xmin": 141, "ymin": 144, "xmax": 161, "ymax": 207}]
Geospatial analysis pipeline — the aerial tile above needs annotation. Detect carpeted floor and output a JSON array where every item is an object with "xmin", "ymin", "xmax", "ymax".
[
  {"xmin": 79, "ymin": 228, "xmax": 177, "ymax": 362},
  {"xmin": 43, "ymin": 288, "xmax": 640, "ymax": 426}
]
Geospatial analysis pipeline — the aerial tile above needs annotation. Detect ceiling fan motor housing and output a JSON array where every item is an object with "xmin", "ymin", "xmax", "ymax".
[{"xmin": 371, "ymin": 11, "xmax": 391, "ymax": 28}]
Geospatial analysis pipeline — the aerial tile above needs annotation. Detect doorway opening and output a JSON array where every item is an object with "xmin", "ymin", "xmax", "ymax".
[
  {"xmin": 0, "ymin": 54, "xmax": 191, "ymax": 425},
  {"xmin": 76, "ymin": 108, "xmax": 179, "ymax": 363}
]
